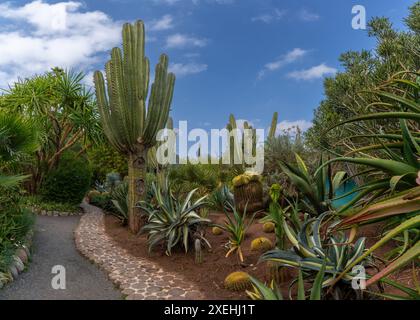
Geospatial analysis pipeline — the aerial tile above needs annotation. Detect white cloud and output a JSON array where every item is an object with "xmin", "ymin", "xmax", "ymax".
[
  {"xmin": 166, "ymin": 33, "xmax": 208, "ymax": 48},
  {"xmin": 258, "ymin": 48, "xmax": 308, "ymax": 79},
  {"xmin": 252, "ymin": 9, "xmax": 286, "ymax": 24},
  {"xmin": 148, "ymin": 14, "xmax": 174, "ymax": 31},
  {"xmin": 299, "ymin": 9, "xmax": 320, "ymax": 22},
  {"xmin": 288, "ymin": 63, "xmax": 337, "ymax": 80},
  {"xmin": 169, "ymin": 62, "xmax": 208, "ymax": 76},
  {"xmin": 275, "ymin": 120, "xmax": 313, "ymax": 135},
  {"xmin": 0, "ymin": 1, "xmax": 121, "ymax": 88}
]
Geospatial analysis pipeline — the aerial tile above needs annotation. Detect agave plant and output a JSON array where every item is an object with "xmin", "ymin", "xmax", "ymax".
[
  {"xmin": 138, "ymin": 180, "xmax": 210, "ymax": 255},
  {"xmin": 260, "ymin": 212, "xmax": 376, "ymax": 299},
  {"xmin": 279, "ymin": 154, "xmax": 349, "ymax": 216},
  {"xmin": 247, "ymin": 267, "xmax": 326, "ymax": 300},
  {"xmin": 319, "ymin": 75, "xmax": 420, "ymax": 214},
  {"xmin": 110, "ymin": 181, "xmax": 129, "ymax": 225},
  {"xmin": 209, "ymin": 184, "xmax": 234, "ymax": 212}
]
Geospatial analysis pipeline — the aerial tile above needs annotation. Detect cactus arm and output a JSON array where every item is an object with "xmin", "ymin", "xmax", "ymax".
[{"xmin": 269, "ymin": 112, "xmax": 278, "ymax": 139}]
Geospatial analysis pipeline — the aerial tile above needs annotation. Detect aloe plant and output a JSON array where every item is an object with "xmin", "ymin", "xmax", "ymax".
[{"xmin": 94, "ymin": 20, "xmax": 175, "ymax": 233}]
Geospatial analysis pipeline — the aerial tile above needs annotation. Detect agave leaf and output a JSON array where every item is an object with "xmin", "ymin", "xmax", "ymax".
[
  {"xmin": 332, "ymin": 171, "xmax": 347, "ymax": 193},
  {"xmin": 373, "ymin": 90, "xmax": 420, "ymax": 113},
  {"xmin": 310, "ymin": 260, "xmax": 326, "ymax": 300},
  {"xmin": 340, "ymin": 186, "xmax": 420, "ymax": 226},
  {"xmin": 297, "ymin": 270, "xmax": 306, "ymax": 300},
  {"xmin": 332, "ymin": 215, "xmax": 420, "ymax": 287},
  {"xmin": 366, "ymin": 241, "xmax": 420, "ymax": 287},
  {"xmin": 326, "ymin": 112, "xmax": 420, "ymax": 132}
]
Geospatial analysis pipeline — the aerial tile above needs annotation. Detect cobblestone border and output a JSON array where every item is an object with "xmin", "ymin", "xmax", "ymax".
[
  {"xmin": 29, "ymin": 207, "xmax": 83, "ymax": 217},
  {"xmin": 75, "ymin": 203, "xmax": 206, "ymax": 300},
  {"xmin": 0, "ymin": 230, "xmax": 33, "ymax": 289}
]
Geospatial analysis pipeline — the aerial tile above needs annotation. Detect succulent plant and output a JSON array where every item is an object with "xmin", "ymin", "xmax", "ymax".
[
  {"xmin": 94, "ymin": 20, "xmax": 175, "ymax": 233},
  {"xmin": 212, "ymin": 226, "xmax": 223, "ymax": 235},
  {"xmin": 262, "ymin": 222, "xmax": 275, "ymax": 233},
  {"xmin": 232, "ymin": 172, "xmax": 264, "ymax": 213},
  {"xmin": 250, "ymin": 237, "xmax": 273, "ymax": 252},
  {"xmin": 224, "ymin": 271, "xmax": 252, "ymax": 291}
]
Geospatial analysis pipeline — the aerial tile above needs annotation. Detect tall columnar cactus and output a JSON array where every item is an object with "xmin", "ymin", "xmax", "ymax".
[
  {"xmin": 94, "ymin": 20, "xmax": 175, "ymax": 233},
  {"xmin": 268, "ymin": 112, "xmax": 278, "ymax": 140},
  {"xmin": 226, "ymin": 114, "xmax": 257, "ymax": 169}
]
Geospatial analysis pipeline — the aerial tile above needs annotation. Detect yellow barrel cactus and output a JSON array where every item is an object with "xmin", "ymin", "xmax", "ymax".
[
  {"xmin": 224, "ymin": 271, "xmax": 252, "ymax": 291},
  {"xmin": 212, "ymin": 226, "xmax": 223, "ymax": 236},
  {"xmin": 262, "ymin": 222, "xmax": 275, "ymax": 233},
  {"xmin": 250, "ymin": 237, "xmax": 273, "ymax": 252},
  {"xmin": 232, "ymin": 172, "xmax": 264, "ymax": 213}
]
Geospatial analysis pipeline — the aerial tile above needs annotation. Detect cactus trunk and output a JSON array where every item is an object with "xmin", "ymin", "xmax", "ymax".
[{"xmin": 128, "ymin": 150, "xmax": 147, "ymax": 233}]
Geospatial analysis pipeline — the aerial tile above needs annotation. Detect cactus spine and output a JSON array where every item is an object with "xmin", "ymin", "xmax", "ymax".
[{"xmin": 94, "ymin": 20, "xmax": 175, "ymax": 233}]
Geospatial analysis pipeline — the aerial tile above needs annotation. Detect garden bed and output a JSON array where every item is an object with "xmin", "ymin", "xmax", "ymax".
[
  {"xmin": 105, "ymin": 212, "xmax": 279, "ymax": 300},
  {"xmin": 105, "ymin": 213, "xmax": 419, "ymax": 300}
]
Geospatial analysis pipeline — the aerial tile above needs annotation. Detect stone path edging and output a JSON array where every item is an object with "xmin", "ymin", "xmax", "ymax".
[{"xmin": 75, "ymin": 203, "xmax": 206, "ymax": 300}]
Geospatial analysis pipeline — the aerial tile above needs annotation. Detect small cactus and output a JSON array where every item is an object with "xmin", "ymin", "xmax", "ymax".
[
  {"xmin": 224, "ymin": 271, "xmax": 252, "ymax": 291},
  {"xmin": 194, "ymin": 239, "xmax": 203, "ymax": 264},
  {"xmin": 263, "ymin": 222, "xmax": 275, "ymax": 233},
  {"xmin": 232, "ymin": 172, "xmax": 264, "ymax": 213},
  {"xmin": 212, "ymin": 226, "xmax": 223, "ymax": 235},
  {"xmin": 250, "ymin": 237, "xmax": 273, "ymax": 252}
]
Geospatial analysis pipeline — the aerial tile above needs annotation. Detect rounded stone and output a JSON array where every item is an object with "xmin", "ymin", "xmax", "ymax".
[
  {"xmin": 9, "ymin": 265, "xmax": 19, "ymax": 279},
  {"xmin": 13, "ymin": 256, "xmax": 25, "ymax": 273},
  {"xmin": 16, "ymin": 248, "xmax": 28, "ymax": 264}
]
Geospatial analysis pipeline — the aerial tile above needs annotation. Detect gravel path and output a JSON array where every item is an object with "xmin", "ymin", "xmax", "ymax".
[{"xmin": 0, "ymin": 215, "xmax": 122, "ymax": 300}]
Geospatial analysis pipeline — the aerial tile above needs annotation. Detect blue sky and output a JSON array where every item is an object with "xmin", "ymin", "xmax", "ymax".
[{"xmin": 0, "ymin": 0, "xmax": 416, "ymax": 133}]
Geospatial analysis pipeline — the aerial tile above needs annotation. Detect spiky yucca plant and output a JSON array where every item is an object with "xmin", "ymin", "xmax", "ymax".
[{"xmin": 94, "ymin": 20, "xmax": 175, "ymax": 233}]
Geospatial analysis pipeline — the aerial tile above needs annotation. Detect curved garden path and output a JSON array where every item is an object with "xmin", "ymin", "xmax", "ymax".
[
  {"xmin": 75, "ymin": 203, "xmax": 206, "ymax": 300},
  {"xmin": 0, "ymin": 214, "xmax": 122, "ymax": 300}
]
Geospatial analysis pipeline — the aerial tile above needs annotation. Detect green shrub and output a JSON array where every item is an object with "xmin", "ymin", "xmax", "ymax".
[
  {"xmin": 0, "ymin": 187, "xmax": 34, "ymax": 273},
  {"xmin": 89, "ymin": 192, "xmax": 114, "ymax": 212},
  {"xmin": 88, "ymin": 144, "xmax": 127, "ymax": 183},
  {"xmin": 40, "ymin": 152, "xmax": 92, "ymax": 205}
]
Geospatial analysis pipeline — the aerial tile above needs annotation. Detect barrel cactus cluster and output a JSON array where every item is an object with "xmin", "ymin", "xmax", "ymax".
[{"xmin": 232, "ymin": 172, "xmax": 264, "ymax": 213}]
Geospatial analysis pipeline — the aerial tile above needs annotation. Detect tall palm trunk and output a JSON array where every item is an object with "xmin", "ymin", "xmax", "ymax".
[{"xmin": 128, "ymin": 150, "xmax": 147, "ymax": 233}]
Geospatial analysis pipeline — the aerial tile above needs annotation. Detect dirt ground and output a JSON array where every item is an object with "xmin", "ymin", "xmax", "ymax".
[{"xmin": 104, "ymin": 212, "xmax": 419, "ymax": 300}]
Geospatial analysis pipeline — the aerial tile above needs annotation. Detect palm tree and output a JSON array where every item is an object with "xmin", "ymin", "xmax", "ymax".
[
  {"xmin": 0, "ymin": 112, "xmax": 38, "ymax": 188},
  {"xmin": 94, "ymin": 20, "xmax": 175, "ymax": 233}
]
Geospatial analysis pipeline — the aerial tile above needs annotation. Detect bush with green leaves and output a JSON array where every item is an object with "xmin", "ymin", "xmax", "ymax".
[
  {"xmin": 138, "ymin": 179, "xmax": 211, "ymax": 255},
  {"xmin": 0, "ymin": 187, "xmax": 34, "ymax": 273},
  {"xmin": 40, "ymin": 152, "xmax": 92, "ymax": 205}
]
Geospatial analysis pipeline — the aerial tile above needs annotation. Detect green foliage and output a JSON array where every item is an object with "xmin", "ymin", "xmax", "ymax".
[
  {"xmin": 0, "ymin": 187, "xmax": 34, "ymax": 273},
  {"xmin": 247, "ymin": 268, "xmax": 325, "ymax": 300},
  {"xmin": 138, "ymin": 179, "xmax": 210, "ymax": 255},
  {"xmin": 1, "ymin": 68, "xmax": 100, "ymax": 194},
  {"xmin": 260, "ymin": 212, "xmax": 375, "ymax": 300},
  {"xmin": 40, "ymin": 152, "xmax": 92, "ymax": 205},
  {"xmin": 209, "ymin": 184, "xmax": 234, "ymax": 212},
  {"xmin": 88, "ymin": 145, "xmax": 127, "ymax": 183},
  {"xmin": 23, "ymin": 195, "xmax": 80, "ymax": 213},
  {"xmin": 90, "ymin": 192, "xmax": 114, "ymax": 212},
  {"xmin": 110, "ymin": 181, "xmax": 129, "ymax": 225},
  {"xmin": 169, "ymin": 163, "xmax": 221, "ymax": 199},
  {"xmin": 222, "ymin": 203, "xmax": 256, "ymax": 262},
  {"xmin": 307, "ymin": 5, "xmax": 420, "ymax": 150}
]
